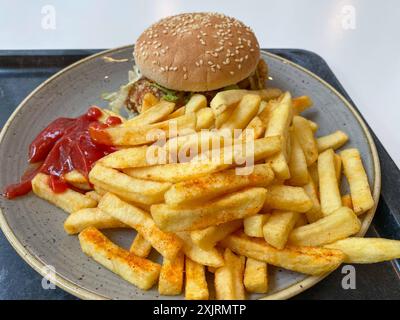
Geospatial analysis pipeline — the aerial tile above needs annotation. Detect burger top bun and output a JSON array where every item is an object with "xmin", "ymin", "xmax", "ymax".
[{"xmin": 134, "ymin": 12, "xmax": 260, "ymax": 92}]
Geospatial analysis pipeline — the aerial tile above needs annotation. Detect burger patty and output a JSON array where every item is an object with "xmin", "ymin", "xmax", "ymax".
[{"xmin": 127, "ymin": 60, "xmax": 268, "ymax": 113}]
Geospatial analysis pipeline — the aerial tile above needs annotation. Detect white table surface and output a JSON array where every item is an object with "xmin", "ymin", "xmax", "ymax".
[{"xmin": 1, "ymin": 0, "xmax": 399, "ymax": 167}]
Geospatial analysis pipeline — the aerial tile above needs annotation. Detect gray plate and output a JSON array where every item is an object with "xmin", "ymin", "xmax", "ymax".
[{"xmin": 0, "ymin": 46, "xmax": 380, "ymax": 300}]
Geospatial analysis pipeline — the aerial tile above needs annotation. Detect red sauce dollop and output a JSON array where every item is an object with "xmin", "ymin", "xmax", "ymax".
[{"xmin": 3, "ymin": 107, "xmax": 118, "ymax": 199}]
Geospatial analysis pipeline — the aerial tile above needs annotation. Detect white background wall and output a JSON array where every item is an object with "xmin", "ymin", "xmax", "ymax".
[{"xmin": 1, "ymin": 0, "xmax": 399, "ymax": 166}]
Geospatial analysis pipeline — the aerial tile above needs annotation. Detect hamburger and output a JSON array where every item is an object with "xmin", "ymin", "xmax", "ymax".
[{"xmin": 105, "ymin": 12, "xmax": 268, "ymax": 114}]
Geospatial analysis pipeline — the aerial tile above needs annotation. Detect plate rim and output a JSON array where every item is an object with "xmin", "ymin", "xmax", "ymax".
[{"xmin": 0, "ymin": 45, "xmax": 381, "ymax": 300}]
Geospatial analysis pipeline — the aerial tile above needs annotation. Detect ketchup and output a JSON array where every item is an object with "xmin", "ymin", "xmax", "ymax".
[
  {"xmin": 3, "ymin": 107, "xmax": 118, "ymax": 199},
  {"xmin": 105, "ymin": 116, "xmax": 122, "ymax": 126}
]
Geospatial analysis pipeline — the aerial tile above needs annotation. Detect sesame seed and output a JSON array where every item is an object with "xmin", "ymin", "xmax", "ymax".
[
  {"xmin": 230, "ymin": 71, "xmax": 235, "ymax": 75},
  {"xmin": 184, "ymin": 74, "xmax": 188, "ymax": 80}
]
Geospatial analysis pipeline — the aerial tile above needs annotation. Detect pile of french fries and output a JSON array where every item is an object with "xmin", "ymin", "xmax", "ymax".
[{"xmin": 30, "ymin": 88, "xmax": 400, "ymax": 299}]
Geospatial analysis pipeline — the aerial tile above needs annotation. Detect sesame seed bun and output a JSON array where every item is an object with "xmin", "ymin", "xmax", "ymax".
[{"xmin": 134, "ymin": 13, "xmax": 260, "ymax": 92}]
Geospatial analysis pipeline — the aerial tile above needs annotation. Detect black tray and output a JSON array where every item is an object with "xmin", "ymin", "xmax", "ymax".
[{"xmin": 0, "ymin": 49, "xmax": 399, "ymax": 300}]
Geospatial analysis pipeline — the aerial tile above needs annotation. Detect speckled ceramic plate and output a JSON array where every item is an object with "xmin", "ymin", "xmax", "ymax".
[{"xmin": 0, "ymin": 46, "xmax": 380, "ymax": 300}]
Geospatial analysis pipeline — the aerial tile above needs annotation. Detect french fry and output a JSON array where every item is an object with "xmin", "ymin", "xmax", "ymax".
[
  {"xmin": 177, "ymin": 232, "xmax": 224, "ymax": 268},
  {"xmin": 317, "ymin": 131, "xmax": 349, "ymax": 153},
  {"xmin": 257, "ymin": 100, "xmax": 275, "ymax": 125},
  {"xmin": 341, "ymin": 194, "xmax": 353, "ymax": 210},
  {"xmin": 215, "ymin": 249, "xmax": 245, "ymax": 300},
  {"xmin": 89, "ymin": 164, "xmax": 171, "ymax": 205},
  {"xmin": 220, "ymin": 232, "xmax": 345, "ymax": 275},
  {"xmin": 340, "ymin": 148, "xmax": 374, "ymax": 215},
  {"xmin": 292, "ymin": 96, "xmax": 313, "ymax": 114},
  {"xmin": 64, "ymin": 208, "xmax": 129, "ymax": 235},
  {"xmin": 90, "ymin": 113, "xmax": 196, "ymax": 146},
  {"xmin": 244, "ymin": 214, "xmax": 270, "ymax": 238},
  {"xmin": 214, "ymin": 265, "xmax": 234, "ymax": 299},
  {"xmin": 151, "ymin": 188, "xmax": 267, "ymax": 232},
  {"xmin": 130, "ymin": 233, "xmax": 152, "ymax": 258},
  {"xmin": 140, "ymin": 92, "xmax": 159, "ymax": 113},
  {"xmin": 166, "ymin": 106, "xmax": 185, "ymax": 120},
  {"xmin": 185, "ymin": 257, "xmax": 209, "ymax": 300},
  {"xmin": 93, "ymin": 185, "xmax": 151, "ymax": 211},
  {"xmin": 191, "ymin": 220, "xmax": 242, "ymax": 250},
  {"xmin": 124, "ymin": 161, "xmax": 228, "ymax": 183},
  {"xmin": 79, "ymin": 227, "xmax": 160, "ymax": 290},
  {"xmin": 257, "ymin": 100, "xmax": 269, "ymax": 115},
  {"xmin": 289, "ymin": 206, "xmax": 361, "ymax": 246},
  {"xmin": 193, "ymin": 136, "xmax": 282, "ymax": 166},
  {"xmin": 185, "ymin": 94, "xmax": 207, "ymax": 114},
  {"xmin": 263, "ymin": 211, "xmax": 299, "ymax": 249},
  {"xmin": 64, "ymin": 170, "xmax": 91, "ymax": 191},
  {"xmin": 244, "ymin": 258, "xmax": 268, "ymax": 293},
  {"xmin": 286, "ymin": 130, "xmax": 292, "ymax": 163},
  {"xmin": 85, "ymin": 191, "xmax": 102, "ymax": 203},
  {"xmin": 211, "ymin": 89, "xmax": 248, "ymax": 116},
  {"xmin": 238, "ymin": 116, "xmax": 265, "ymax": 141},
  {"xmin": 98, "ymin": 193, "xmax": 182, "ymax": 260},
  {"xmin": 334, "ymin": 153, "xmax": 342, "ymax": 184},
  {"xmin": 196, "ymin": 107, "xmax": 215, "ymax": 130},
  {"xmin": 215, "ymin": 107, "xmax": 235, "ymax": 129},
  {"xmin": 263, "ymin": 185, "xmax": 313, "ymax": 213},
  {"xmin": 318, "ymin": 149, "xmax": 342, "ymax": 216},
  {"xmin": 211, "ymin": 88, "xmax": 282, "ymax": 116},
  {"xmin": 293, "ymin": 115, "xmax": 318, "ymax": 166},
  {"xmin": 308, "ymin": 120, "xmax": 318, "ymax": 133},
  {"xmin": 287, "ymin": 128, "xmax": 309, "ymax": 186},
  {"xmin": 99, "ymin": 145, "xmax": 152, "ymax": 169},
  {"xmin": 324, "ymin": 238, "xmax": 400, "ymax": 263},
  {"xmin": 164, "ymin": 164, "xmax": 274, "ymax": 205},
  {"xmin": 123, "ymin": 100, "xmax": 175, "ymax": 126},
  {"xmin": 158, "ymin": 251, "xmax": 184, "ymax": 295},
  {"xmin": 32, "ymin": 173, "xmax": 96, "ymax": 214},
  {"xmin": 264, "ymin": 92, "xmax": 292, "ymax": 179},
  {"xmin": 265, "ymin": 99, "xmax": 292, "ymax": 180},
  {"xmin": 226, "ymin": 249, "xmax": 246, "ymax": 299},
  {"xmin": 221, "ymin": 94, "xmax": 261, "ymax": 130},
  {"xmin": 303, "ymin": 177, "xmax": 323, "ymax": 223},
  {"xmin": 308, "ymin": 162, "xmax": 319, "ymax": 192}
]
